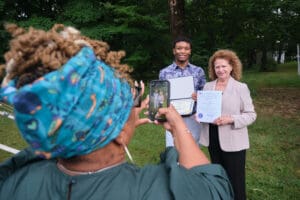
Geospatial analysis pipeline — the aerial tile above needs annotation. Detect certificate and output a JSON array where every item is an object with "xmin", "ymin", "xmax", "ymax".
[
  {"xmin": 170, "ymin": 99, "xmax": 194, "ymax": 116},
  {"xmin": 196, "ymin": 91, "xmax": 222, "ymax": 123},
  {"xmin": 167, "ymin": 76, "xmax": 195, "ymax": 116},
  {"xmin": 168, "ymin": 76, "xmax": 194, "ymax": 99}
]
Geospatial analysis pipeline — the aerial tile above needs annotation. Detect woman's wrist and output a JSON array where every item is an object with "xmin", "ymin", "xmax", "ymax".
[{"xmin": 172, "ymin": 125, "xmax": 191, "ymax": 138}]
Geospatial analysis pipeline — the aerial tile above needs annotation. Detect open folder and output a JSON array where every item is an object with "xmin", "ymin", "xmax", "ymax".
[{"xmin": 168, "ymin": 76, "xmax": 195, "ymax": 116}]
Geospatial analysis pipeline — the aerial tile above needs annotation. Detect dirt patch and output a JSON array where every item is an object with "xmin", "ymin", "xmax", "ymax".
[{"xmin": 254, "ymin": 88, "xmax": 300, "ymax": 119}]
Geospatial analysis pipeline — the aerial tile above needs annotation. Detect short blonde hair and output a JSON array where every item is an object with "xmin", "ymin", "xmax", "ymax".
[{"xmin": 208, "ymin": 49, "xmax": 242, "ymax": 81}]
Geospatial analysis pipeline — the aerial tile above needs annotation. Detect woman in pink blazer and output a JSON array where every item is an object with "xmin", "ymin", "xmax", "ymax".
[{"xmin": 199, "ymin": 49, "xmax": 256, "ymax": 200}]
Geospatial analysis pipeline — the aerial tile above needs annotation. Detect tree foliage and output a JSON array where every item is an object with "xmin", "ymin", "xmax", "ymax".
[
  {"xmin": 0, "ymin": 0, "xmax": 299, "ymax": 79},
  {"xmin": 186, "ymin": 0, "xmax": 300, "ymax": 71}
]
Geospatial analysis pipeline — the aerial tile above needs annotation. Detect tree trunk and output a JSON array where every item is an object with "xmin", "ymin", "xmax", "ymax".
[
  {"xmin": 247, "ymin": 50, "xmax": 256, "ymax": 68},
  {"xmin": 277, "ymin": 44, "xmax": 282, "ymax": 64},
  {"xmin": 169, "ymin": 0, "xmax": 185, "ymax": 40},
  {"xmin": 260, "ymin": 48, "xmax": 268, "ymax": 71}
]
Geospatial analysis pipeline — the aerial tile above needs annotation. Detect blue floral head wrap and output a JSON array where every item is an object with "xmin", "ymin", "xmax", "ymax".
[{"xmin": 0, "ymin": 47, "xmax": 133, "ymax": 159}]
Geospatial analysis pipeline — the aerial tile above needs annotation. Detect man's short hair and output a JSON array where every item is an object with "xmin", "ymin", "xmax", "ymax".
[{"xmin": 172, "ymin": 36, "xmax": 192, "ymax": 49}]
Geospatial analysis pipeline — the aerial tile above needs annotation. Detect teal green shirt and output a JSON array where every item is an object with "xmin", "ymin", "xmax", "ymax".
[{"xmin": 0, "ymin": 148, "xmax": 233, "ymax": 200}]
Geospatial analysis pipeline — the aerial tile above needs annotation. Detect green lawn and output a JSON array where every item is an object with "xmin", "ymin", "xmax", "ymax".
[{"xmin": 0, "ymin": 62, "xmax": 299, "ymax": 199}]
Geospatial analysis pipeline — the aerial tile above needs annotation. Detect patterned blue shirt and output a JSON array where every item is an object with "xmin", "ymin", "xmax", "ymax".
[{"xmin": 159, "ymin": 62, "xmax": 206, "ymax": 91}]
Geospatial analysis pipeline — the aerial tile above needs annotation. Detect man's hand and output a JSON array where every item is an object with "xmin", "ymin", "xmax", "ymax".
[{"xmin": 191, "ymin": 92, "xmax": 197, "ymax": 101}]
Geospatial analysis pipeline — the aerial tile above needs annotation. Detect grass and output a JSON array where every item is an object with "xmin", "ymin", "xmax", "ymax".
[
  {"xmin": 246, "ymin": 117, "xmax": 299, "ymax": 200},
  {"xmin": 0, "ymin": 62, "xmax": 299, "ymax": 199}
]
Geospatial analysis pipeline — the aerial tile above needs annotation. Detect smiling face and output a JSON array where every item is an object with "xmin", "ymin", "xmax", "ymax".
[
  {"xmin": 214, "ymin": 58, "xmax": 233, "ymax": 81},
  {"xmin": 173, "ymin": 41, "xmax": 191, "ymax": 67}
]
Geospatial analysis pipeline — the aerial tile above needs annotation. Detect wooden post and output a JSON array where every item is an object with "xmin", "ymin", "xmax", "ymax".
[
  {"xmin": 169, "ymin": 0, "xmax": 185, "ymax": 40},
  {"xmin": 297, "ymin": 44, "xmax": 300, "ymax": 75}
]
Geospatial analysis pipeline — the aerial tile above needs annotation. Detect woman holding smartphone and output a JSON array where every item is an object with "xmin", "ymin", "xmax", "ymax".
[{"xmin": 0, "ymin": 24, "xmax": 233, "ymax": 200}]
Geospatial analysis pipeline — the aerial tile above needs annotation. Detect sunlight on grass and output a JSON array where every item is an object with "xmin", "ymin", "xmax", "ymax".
[
  {"xmin": 0, "ymin": 117, "xmax": 27, "ymax": 161},
  {"xmin": 244, "ymin": 72, "xmax": 300, "ymax": 89},
  {"xmin": 247, "ymin": 116, "xmax": 300, "ymax": 200}
]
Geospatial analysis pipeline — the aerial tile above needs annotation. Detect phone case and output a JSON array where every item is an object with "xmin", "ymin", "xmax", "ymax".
[{"xmin": 148, "ymin": 80, "xmax": 170, "ymax": 121}]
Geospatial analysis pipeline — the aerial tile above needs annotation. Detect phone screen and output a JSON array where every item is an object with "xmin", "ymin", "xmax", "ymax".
[{"xmin": 149, "ymin": 80, "xmax": 170, "ymax": 121}]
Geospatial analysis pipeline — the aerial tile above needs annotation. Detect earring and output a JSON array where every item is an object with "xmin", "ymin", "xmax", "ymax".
[{"xmin": 123, "ymin": 144, "xmax": 134, "ymax": 163}]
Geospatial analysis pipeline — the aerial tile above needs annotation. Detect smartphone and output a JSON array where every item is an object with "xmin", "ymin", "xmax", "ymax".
[{"xmin": 149, "ymin": 80, "xmax": 170, "ymax": 121}]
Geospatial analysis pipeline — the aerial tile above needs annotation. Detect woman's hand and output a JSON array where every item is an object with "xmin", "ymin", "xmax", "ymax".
[
  {"xmin": 133, "ymin": 95, "xmax": 152, "ymax": 127},
  {"xmin": 154, "ymin": 105, "xmax": 186, "ymax": 133},
  {"xmin": 155, "ymin": 105, "xmax": 210, "ymax": 168},
  {"xmin": 213, "ymin": 115, "xmax": 234, "ymax": 126},
  {"xmin": 131, "ymin": 81, "xmax": 152, "ymax": 127}
]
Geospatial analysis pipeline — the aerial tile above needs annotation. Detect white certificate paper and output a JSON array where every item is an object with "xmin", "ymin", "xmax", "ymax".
[
  {"xmin": 168, "ymin": 76, "xmax": 194, "ymax": 99},
  {"xmin": 170, "ymin": 99, "xmax": 194, "ymax": 115},
  {"xmin": 167, "ymin": 76, "xmax": 195, "ymax": 115},
  {"xmin": 196, "ymin": 91, "xmax": 222, "ymax": 123}
]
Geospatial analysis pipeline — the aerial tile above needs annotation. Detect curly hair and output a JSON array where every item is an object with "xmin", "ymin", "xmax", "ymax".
[
  {"xmin": 208, "ymin": 49, "xmax": 242, "ymax": 81},
  {"xmin": 1, "ymin": 23, "xmax": 133, "ymax": 88}
]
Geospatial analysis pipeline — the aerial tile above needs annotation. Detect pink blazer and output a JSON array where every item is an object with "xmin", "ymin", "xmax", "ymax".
[{"xmin": 199, "ymin": 77, "xmax": 256, "ymax": 152}]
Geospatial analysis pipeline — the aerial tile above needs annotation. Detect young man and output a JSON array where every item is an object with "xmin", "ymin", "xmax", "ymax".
[{"xmin": 159, "ymin": 36, "xmax": 206, "ymax": 147}]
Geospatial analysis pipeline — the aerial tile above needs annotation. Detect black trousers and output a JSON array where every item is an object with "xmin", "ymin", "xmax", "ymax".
[{"xmin": 209, "ymin": 124, "xmax": 246, "ymax": 200}]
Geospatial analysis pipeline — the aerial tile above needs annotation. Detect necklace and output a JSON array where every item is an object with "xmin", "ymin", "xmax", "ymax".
[{"xmin": 57, "ymin": 161, "xmax": 125, "ymax": 176}]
